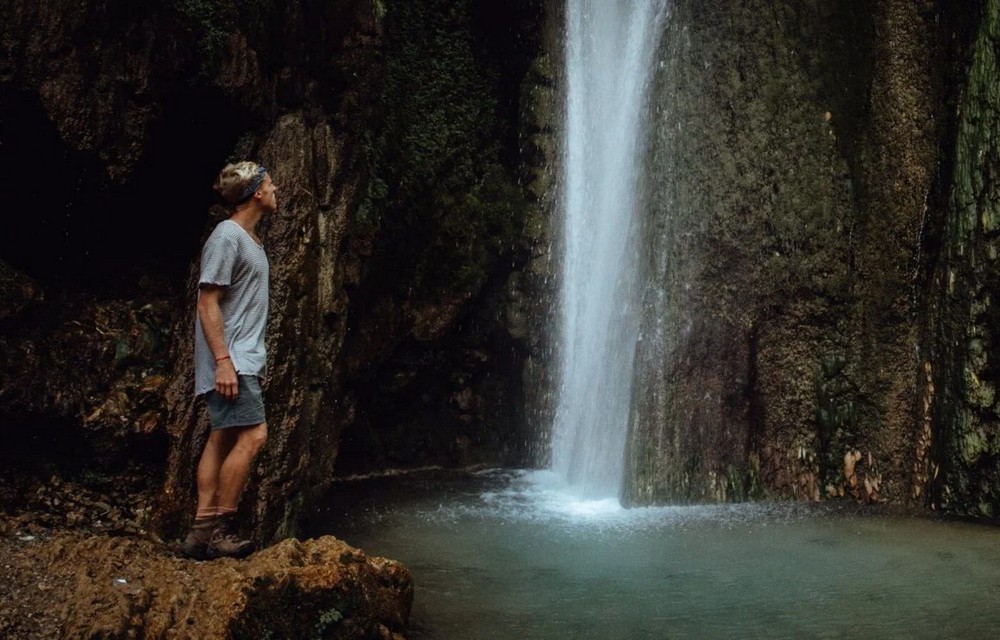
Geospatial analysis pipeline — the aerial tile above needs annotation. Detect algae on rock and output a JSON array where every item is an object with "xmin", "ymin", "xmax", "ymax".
[
  {"xmin": 625, "ymin": 0, "xmax": 955, "ymax": 509},
  {"xmin": 930, "ymin": 0, "xmax": 1000, "ymax": 518}
]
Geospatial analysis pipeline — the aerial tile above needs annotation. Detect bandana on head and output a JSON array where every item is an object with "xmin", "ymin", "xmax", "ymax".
[{"xmin": 238, "ymin": 165, "xmax": 268, "ymax": 203}]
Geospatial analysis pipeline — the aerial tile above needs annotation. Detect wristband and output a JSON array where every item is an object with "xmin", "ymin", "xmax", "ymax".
[{"xmin": 216, "ymin": 355, "xmax": 231, "ymax": 363}]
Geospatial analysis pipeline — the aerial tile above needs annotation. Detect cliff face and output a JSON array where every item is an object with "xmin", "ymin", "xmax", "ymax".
[
  {"xmin": 931, "ymin": 0, "xmax": 1000, "ymax": 518},
  {"xmin": 625, "ymin": 0, "xmax": 991, "ymax": 514},
  {"xmin": 0, "ymin": 0, "xmax": 549, "ymax": 543}
]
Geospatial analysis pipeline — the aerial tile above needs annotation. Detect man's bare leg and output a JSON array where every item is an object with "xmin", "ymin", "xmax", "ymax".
[
  {"xmin": 181, "ymin": 428, "xmax": 240, "ymax": 559},
  {"xmin": 217, "ymin": 422, "xmax": 268, "ymax": 510},
  {"xmin": 205, "ymin": 423, "xmax": 267, "ymax": 559},
  {"xmin": 182, "ymin": 423, "xmax": 267, "ymax": 559},
  {"xmin": 195, "ymin": 428, "xmax": 238, "ymax": 518}
]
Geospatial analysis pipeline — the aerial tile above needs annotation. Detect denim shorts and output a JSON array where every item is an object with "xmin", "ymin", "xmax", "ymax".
[{"xmin": 205, "ymin": 375, "xmax": 266, "ymax": 430}]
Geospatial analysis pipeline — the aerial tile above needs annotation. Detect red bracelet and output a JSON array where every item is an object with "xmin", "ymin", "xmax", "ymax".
[{"xmin": 216, "ymin": 355, "xmax": 231, "ymax": 363}]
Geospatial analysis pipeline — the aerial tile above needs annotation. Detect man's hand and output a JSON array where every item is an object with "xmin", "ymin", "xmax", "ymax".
[
  {"xmin": 215, "ymin": 358, "xmax": 239, "ymax": 401},
  {"xmin": 198, "ymin": 285, "xmax": 239, "ymax": 401}
]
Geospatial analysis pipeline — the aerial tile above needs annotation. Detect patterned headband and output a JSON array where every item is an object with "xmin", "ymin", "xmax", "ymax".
[{"xmin": 238, "ymin": 165, "xmax": 268, "ymax": 202}]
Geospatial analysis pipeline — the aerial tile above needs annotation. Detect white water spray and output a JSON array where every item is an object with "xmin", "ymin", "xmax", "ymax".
[{"xmin": 551, "ymin": 0, "xmax": 669, "ymax": 499}]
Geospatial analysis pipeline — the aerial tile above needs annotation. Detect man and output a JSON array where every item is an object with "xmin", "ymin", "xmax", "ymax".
[{"xmin": 179, "ymin": 160, "xmax": 278, "ymax": 560}]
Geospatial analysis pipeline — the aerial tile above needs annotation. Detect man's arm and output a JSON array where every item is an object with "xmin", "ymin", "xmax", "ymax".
[{"xmin": 197, "ymin": 285, "xmax": 239, "ymax": 400}]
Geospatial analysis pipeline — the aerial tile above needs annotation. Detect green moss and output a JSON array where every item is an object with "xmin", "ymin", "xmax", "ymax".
[
  {"xmin": 174, "ymin": 0, "xmax": 237, "ymax": 69},
  {"xmin": 354, "ymin": 0, "xmax": 531, "ymax": 301},
  {"xmin": 961, "ymin": 428, "xmax": 988, "ymax": 465},
  {"xmin": 314, "ymin": 606, "xmax": 343, "ymax": 637},
  {"xmin": 271, "ymin": 491, "xmax": 304, "ymax": 542},
  {"xmin": 231, "ymin": 585, "xmax": 351, "ymax": 640},
  {"xmin": 725, "ymin": 464, "xmax": 745, "ymax": 502},
  {"xmin": 963, "ymin": 363, "xmax": 996, "ymax": 409},
  {"xmin": 815, "ymin": 352, "xmax": 859, "ymax": 485},
  {"xmin": 950, "ymin": 0, "xmax": 1000, "ymax": 247},
  {"xmin": 424, "ymin": 164, "xmax": 528, "ymax": 295},
  {"xmin": 934, "ymin": 0, "xmax": 1000, "ymax": 517},
  {"xmin": 746, "ymin": 453, "xmax": 766, "ymax": 501},
  {"xmin": 172, "ymin": 0, "xmax": 267, "ymax": 74},
  {"xmin": 113, "ymin": 337, "xmax": 131, "ymax": 365}
]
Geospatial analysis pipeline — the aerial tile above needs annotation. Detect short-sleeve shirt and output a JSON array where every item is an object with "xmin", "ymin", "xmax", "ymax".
[{"xmin": 194, "ymin": 219, "xmax": 270, "ymax": 396}]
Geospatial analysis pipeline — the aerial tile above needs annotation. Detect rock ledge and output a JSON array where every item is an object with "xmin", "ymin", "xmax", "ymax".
[{"xmin": 0, "ymin": 524, "xmax": 412, "ymax": 640}]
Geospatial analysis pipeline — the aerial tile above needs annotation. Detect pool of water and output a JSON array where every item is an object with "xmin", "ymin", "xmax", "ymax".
[{"xmin": 304, "ymin": 469, "xmax": 1000, "ymax": 639}]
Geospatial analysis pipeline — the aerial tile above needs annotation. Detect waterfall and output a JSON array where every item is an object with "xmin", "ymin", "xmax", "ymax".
[{"xmin": 550, "ymin": 0, "xmax": 669, "ymax": 499}]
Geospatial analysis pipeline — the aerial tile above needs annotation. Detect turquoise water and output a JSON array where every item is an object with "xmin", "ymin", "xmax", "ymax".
[{"xmin": 308, "ymin": 470, "xmax": 1000, "ymax": 640}]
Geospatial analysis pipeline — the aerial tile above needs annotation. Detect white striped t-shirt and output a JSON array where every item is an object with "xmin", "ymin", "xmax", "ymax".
[{"xmin": 194, "ymin": 219, "xmax": 270, "ymax": 396}]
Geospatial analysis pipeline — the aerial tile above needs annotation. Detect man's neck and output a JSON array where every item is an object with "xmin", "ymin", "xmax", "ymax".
[{"xmin": 229, "ymin": 206, "xmax": 262, "ymax": 234}]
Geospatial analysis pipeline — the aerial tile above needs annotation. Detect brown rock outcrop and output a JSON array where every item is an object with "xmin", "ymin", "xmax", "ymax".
[{"xmin": 1, "ymin": 527, "xmax": 412, "ymax": 640}]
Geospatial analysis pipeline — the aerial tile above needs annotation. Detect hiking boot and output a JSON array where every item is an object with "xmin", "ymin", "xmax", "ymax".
[
  {"xmin": 178, "ymin": 516, "xmax": 218, "ymax": 560},
  {"xmin": 206, "ymin": 514, "xmax": 255, "ymax": 559}
]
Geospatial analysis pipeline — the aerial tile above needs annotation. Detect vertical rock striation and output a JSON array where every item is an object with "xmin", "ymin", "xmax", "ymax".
[
  {"xmin": 930, "ymin": 0, "xmax": 1000, "ymax": 518},
  {"xmin": 625, "ymin": 0, "xmax": 962, "ymax": 508}
]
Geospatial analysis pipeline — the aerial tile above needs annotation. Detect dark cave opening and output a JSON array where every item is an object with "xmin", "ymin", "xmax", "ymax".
[
  {"xmin": 335, "ymin": 273, "xmax": 530, "ymax": 478},
  {"xmin": 0, "ymin": 415, "xmax": 92, "ymax": 480},
  {"xmin": 0, "ymin": 409, "xmax": 165, "ymax": 477},
  {"xmin": 0, "ymin": 409, "xmax": 170, "ymax": 512},
  {"xmin": 0, "ymin": 86, "xmax": 250, "ymax": 299}
]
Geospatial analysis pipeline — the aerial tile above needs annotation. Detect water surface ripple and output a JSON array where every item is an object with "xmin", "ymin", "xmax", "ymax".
[{"xmin": 313, "ymin": 470, "xmax": 1000, "ymax": 640}]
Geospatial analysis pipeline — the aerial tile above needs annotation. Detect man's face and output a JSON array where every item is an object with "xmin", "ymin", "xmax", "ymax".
[{"xmin": 259, "ymin": 174, "xmax": 278, "ymax": 213}]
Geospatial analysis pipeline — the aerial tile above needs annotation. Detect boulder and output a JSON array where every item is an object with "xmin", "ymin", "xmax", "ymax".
[{"xmin": 2, "ymin": 527, "xmax": 412, "ymax": 640}]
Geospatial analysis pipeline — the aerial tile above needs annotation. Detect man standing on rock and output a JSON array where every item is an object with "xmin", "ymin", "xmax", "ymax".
[{"xmin": 180, "ymin": 161, "xmax": 278, "ymax": 560}]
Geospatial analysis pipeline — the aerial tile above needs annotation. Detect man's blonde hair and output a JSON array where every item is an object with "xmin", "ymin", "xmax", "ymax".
[{"xmin": 213, "ymin": 161, "xmax": 266, "ymax": 206}]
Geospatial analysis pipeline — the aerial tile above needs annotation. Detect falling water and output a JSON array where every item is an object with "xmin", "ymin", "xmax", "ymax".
[{"xmin": 551, "ymin": 1, "xmax": 669, "ymax": 499}]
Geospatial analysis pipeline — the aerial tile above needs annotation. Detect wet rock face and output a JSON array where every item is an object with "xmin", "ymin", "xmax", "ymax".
[
  {"xmin": 930, "ymin": 0, "xmax": 1000, "ymax": 518},
  {"xmin": 626, "ymin": 0, "xmax": 963, "ymax": 507},
  {"xmin": 314, "ymin": 0, "xmax": 548, "ymax": 477}
]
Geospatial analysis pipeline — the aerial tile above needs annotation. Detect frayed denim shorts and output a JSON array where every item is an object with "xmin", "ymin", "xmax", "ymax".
[{"xmin": 205, "ymin": 375, "xmax": 266, "ymax": 430}]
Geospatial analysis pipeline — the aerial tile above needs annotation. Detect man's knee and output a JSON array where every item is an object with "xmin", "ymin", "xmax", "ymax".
[
  {"xmin": 240, "ymin": 422, "xmax": 268, "ymax": 453},
  {"xmin": 207, "ymin": 426, "xmax": 237, "ymax": 447}
]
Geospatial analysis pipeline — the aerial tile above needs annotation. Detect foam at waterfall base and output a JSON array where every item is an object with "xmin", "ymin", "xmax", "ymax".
[
  {"xmin": 407, "ymin": 468, "xmax": 841, "ymax": 534},
  {"xmin": 494, "ymin": 469, "xmax": 625, "ymax": 518}
]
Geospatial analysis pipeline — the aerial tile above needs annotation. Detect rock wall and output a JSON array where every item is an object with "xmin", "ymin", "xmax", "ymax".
[
  {"xmin": 514, "ymin": 0, "xmax": 564, "ymax": 468},
  {"xmin": 329, "ymin": 0, "xmax": 546, "ymax": 478},
  {"xmin": 625, "ymin": 0, "xmax": 972, "ymax": 509},
  {"xmin": 930, "ymin": 0, "xmax": 1000, "ymax": 518},
  {"xmin": 0, "ymin": 0, "xmax": 549, "ymax": 544}
]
